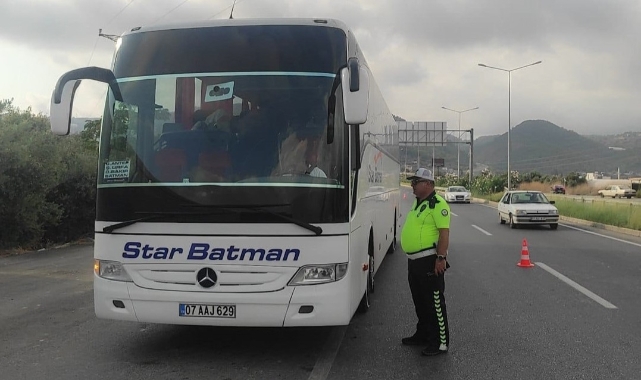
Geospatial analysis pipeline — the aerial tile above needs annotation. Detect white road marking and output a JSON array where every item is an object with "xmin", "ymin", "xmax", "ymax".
[
  {"xmin": 536, "ymin": 262, "xmax": 617, "ymax": 309},
  {"xmin": 450, "ymin": 212, "xmax": 458, "ymax": 217},
  {"xmin": 308, "ymin": 325, "xmax": 347, "ymax": 380},
  {"xmin": 472, "ymin": 225, "xmax": 492, "ymax": 236},
  {"xmin": 560, "ymin": 224, "xmax": 641, "ymax": 248}
]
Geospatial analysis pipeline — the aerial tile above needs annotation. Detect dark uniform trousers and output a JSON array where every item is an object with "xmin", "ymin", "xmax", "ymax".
[{"xmin": 408, "ymin": 254, "xmax": 450, "ymax": 348}]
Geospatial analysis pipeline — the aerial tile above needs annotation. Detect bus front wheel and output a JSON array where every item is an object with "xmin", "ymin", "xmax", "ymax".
[
  {"xmin": 357, "ymin": 236, "xmax": 374, "ymax": 313},
  {"xmin": 387, "ymin": 210, "xmax": 397, "ymax": 255}
]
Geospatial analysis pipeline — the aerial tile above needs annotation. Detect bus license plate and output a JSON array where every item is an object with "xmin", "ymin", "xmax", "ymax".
[{"xmin": 179, "ymin": 304, "xmax": 236, "ymax": 318}]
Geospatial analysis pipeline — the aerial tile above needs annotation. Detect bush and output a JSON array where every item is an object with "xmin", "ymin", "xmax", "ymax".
[
  {"xmin": 0, "ymin": 100, "xmax": 97, "ymax": 249},
  {"xmin": 43, "ymin": 136, "xmax": 97, "ymax": 244}
]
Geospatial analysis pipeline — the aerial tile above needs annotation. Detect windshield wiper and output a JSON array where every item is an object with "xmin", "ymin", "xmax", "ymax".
[
  {"xmin": 185, "ymin": 204, "xmax": 323, "ymax": 236},
  {"xmin": 102, "ymin": 211, "xmax": 202, "ymax": 233}
]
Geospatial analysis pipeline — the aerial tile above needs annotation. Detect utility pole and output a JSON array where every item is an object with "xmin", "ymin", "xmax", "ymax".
[
  {"xmin": 469, "ymin": 128, "xmax": 474, "ymax": 184},
  {"xmin": 478, "ymin": 61, "xmax": 542, "ymax": 190}
]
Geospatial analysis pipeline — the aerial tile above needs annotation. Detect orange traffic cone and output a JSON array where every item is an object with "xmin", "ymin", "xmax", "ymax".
[{"xmin": 517, "ymin": 238, "xmax": 535, "ymax": 268}]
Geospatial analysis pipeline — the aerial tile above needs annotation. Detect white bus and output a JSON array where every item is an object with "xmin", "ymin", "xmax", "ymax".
[{"xmin": 50, "ymin": 18, "xmax": 400, "ymax": 327}]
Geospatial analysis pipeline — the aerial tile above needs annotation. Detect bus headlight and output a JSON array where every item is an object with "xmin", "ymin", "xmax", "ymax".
[
  {"xmin": 289, "ymin": 263, "xmax": 348, "ymax": 285},
  {"xmin": 94, "ymin": 259, "xmax": 133, "ymax": 282}
]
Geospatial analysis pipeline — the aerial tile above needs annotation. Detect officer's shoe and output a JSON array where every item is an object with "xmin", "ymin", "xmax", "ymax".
[
  {"xmin": 421, "ymin": 344, "xmax": 448, "ymax": 356},
  {"xmin": 401, "ymin": 334, "xmax": 428, "ymax": 346}
]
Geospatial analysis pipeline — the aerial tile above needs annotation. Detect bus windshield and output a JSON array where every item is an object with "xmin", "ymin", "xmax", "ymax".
[
  {"xmin": 99, "ymin": 73, "xmax": 343, "ymax": 186},
  {"xmin": 95, "ymin": 25, "xmax": 350, "ymax": 224}
]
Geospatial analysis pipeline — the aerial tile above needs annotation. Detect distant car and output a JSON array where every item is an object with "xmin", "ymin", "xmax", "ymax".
[
  {"xmin": 498, "ymin": 190, "xmax": 559, "ymax": 230},
  {"xmin": 444, "ymin": 186, "xmax": 471, "ymax": 203},
  {"xmin": 597, "ymin": 185, "xmax": 636, "ymax": 199},
  {"xmin": 551, "ymin": 184, "xmax": 566, "ymax": 194}
]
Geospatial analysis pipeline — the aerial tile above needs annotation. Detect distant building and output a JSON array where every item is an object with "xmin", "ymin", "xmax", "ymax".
[{"xmin": 586, "ymin": 172, "xmax": 603, "ymax": 180}]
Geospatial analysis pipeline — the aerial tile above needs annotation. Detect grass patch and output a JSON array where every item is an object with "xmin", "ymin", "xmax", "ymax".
[
  {"xmin": 474, "ymin": 191, "xmax": 504, "ymax": 203},
  {"xmin": 553, "ymin": 199, "xmax": 641, "ymax": 230}
]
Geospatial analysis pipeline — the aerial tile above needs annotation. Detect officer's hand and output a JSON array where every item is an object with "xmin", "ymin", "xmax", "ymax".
[{"xmin": 434, "ymin": 259, "xmax": 447, "ymax": 275}]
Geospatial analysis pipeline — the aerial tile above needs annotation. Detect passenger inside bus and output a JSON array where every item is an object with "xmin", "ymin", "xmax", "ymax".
[
  {"xmin": 230, "ymin": 102, "xmax": 281, "ymax": 179},
  {"xmin": 191, "ymin": 108, "xmax": 231, "ymax": 133},
  {"xmin": 303, "ymin": 134, "xmax": 327, "ymax": 178},
  {"xmin": 188, "ymin": 109, "xmax": 233, "ymax": 182},
  {"xmin": 272, "ymin": 106, "xmax": 328, "ymax": 178}
]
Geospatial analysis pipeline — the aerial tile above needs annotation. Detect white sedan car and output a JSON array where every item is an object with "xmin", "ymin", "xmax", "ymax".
[
  {"xmin": 444, "ymin": 186, "xmax": 471, "ymax": 203},
  {"xmin": 597, "ymin": 185, "xmax": 636, "ymax": 199},
  {"xmin": 498, "ymin": 190, "xmax": 559, "ymax": 230}
]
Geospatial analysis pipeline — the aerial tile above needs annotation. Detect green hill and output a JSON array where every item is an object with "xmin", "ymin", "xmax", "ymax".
[{"xmin": 474, "ymin": 120, "xmax": 640, "ymax": 175}]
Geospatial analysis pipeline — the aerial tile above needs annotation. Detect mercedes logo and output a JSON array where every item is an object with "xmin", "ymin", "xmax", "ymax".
[{"xmin": 196, "ymin": 267, "xmax": 218, "ymax": 288}]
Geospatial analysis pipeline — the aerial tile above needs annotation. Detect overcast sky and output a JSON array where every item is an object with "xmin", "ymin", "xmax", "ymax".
[{"xmin": 1, "ymin": 0, "xmax": 640, "ymax": 137}]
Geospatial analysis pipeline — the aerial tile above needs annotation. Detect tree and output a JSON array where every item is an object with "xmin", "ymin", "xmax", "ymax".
[
  {"xmin": 80, "ymin": 119, "xmax": 101, "ymax": 152},
  {"xmin": 0, "ymin": 98, "xmax": 14, "ymax": 114},
  {"xmin": 0, "ymin": 101, "xmax": 63, "ymax": 247},
  {"xmin": 565, "ymin": 172, "xmax": 587, "ymax": 187},
  {"xmin": 0, "ymin": 99, "xmax": 98, "ymax": 249}
]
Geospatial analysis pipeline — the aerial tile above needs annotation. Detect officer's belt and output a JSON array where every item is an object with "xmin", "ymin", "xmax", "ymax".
[{"xmin": 406, "ymin": 246, "xmax": 436, "ymax": 260}]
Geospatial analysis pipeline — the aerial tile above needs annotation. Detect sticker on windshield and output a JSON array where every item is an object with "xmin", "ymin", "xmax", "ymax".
[
  {"xmin": 205, "ymin": 81, "xmax": 234, "ymax": 102},
  {"xmin": 104, "ymin": 160, "xmax": 130, "ymax": 181}
]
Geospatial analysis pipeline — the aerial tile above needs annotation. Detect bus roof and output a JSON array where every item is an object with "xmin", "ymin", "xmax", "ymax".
[{"xmin": 122, "ymin": 18, "xmax": 350, "ymax": 37}]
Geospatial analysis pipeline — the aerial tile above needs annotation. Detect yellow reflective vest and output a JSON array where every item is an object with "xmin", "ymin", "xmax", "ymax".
[{"xmin": 401, "ymin": 194, "xmax": 450, "ymax": 254}]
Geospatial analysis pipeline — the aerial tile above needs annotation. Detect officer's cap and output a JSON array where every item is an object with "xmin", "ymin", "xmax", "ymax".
[{"xmin": 407, "ymin": 168, "xmax": 435, "ymax": 182}]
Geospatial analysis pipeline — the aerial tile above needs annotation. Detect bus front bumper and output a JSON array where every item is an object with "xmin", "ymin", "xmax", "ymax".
[{"xmin": 94, "ymin": 276, "xmax": 352, "ymax": 327}]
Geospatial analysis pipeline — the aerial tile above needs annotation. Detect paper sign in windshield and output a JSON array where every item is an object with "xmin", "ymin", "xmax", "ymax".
[
  {"xmin": 104, "ymin": 160, "xmax": 130, "ymax": 181},
  {"xmin": 205, "ymin": 81, "xmax": 234, "ymax": 102}
]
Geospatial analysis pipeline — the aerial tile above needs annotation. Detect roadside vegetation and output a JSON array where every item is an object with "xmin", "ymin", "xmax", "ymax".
[
  {"xmin": 551, "ymin": 199, "xmax": 641, "ymax": 230},
  {"xmin": 0, "ymin": 99, "xmax": 99, "ymax": 252}
]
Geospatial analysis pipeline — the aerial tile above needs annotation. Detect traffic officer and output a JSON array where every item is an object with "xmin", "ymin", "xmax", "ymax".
[{"xmin": 400, "ymin": 168, "xmax": 451, "ymax": 356}]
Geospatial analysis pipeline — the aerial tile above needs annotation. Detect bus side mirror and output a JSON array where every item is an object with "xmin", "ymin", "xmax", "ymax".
[
  {"xmin": 341, "ymin": 57, "xmax": 369, "ymax": 125},
  {"xmin": 49, "ymin": 66, "xmax": 122, "ymax": 135},
  {"xmin": 50, "ymin": 80, "xmax": 81, "ymax": 135}
]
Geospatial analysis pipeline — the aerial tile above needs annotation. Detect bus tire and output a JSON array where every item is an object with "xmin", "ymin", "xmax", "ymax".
[
  {"xmin": 387, "ymin": 210, "xmax": 397, "ymax": 255},
  {"xmin": 357, "ymin": 235, "xmax": 374, "ymax": 313}
]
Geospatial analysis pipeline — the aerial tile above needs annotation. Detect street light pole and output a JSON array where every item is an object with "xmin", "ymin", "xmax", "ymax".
[
  {"xmin": 441, "ymin": 106, "xmax": 479, "ymax": 180},
  {"xmin": 478, "ymin": 61, "xmax": 542, "ymax": 190}
]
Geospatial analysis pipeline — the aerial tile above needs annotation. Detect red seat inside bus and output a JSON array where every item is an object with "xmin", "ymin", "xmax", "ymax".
[{"xmin": 154, "ymin": 148, "xmax": 187, "ymax": 182}]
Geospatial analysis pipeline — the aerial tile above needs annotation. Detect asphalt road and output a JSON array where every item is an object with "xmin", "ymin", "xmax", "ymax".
[{"xmin": 2, "ymin": 190, "xmax": 641, "ymax": 380}]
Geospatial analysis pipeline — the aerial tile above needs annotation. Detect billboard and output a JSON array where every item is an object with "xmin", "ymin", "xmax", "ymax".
[{"xmin": 397, "ymin": 121, "xmax": 447, "ymax": 146}]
